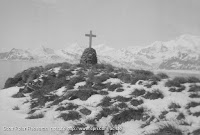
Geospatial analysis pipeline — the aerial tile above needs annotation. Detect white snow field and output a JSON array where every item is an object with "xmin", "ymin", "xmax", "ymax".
[{"xmin": 1, "ymin": 63, "xmax": 200, "ymax": 135}]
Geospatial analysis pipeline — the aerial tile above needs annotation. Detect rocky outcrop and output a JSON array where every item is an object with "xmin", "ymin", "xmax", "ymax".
[{"xmin": 80, "ymin": 48, "xmax": 97, "ymax": 65}]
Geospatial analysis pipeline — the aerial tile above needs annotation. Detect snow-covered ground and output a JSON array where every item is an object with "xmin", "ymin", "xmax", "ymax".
[
  {"xmin": 1, "ymin": 65, "xmax": 200, "ymax": 135},
  {"xmin": 0, "ymin": 87, "xmax": 75, "ymax": 135}
]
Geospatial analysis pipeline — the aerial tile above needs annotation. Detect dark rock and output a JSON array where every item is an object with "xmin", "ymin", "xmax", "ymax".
[
  {"xmin": 177, "ymin": 113, "xmax": 185, "ymax": 120},
  {"xmin": 80, "ymin": 108, "xmax": 91, "ymax": 115},
  {"xmin": 98, "ymin": 97, "xmax": 113, "ymax": 107},
  {"xmin": 44, "ymin": 94, "xmax": 58, "ymax": 102},
  {"xmin": 92, "ymin": 83, "xmax": 107, "ymax": 90},
  {"xmin": 28, "ymin": 109, "xmax": 37, "ymax": 114},
  {"xmin": 117, "ymin": 102, "xmax": 128, "ymax": 109},
  {"xmin": 111, "ymin": 108, "xmax": 144, "ymax": 125},
  {"xmin": 56, "ymin": 103, "xmax": 78, "ymax": 111},
  {"xmin": 67, "ymin": 90, "xmax": 98, "ymax": 101},
  {"xmin": 99, "ymin": 91, "xmax": 109, "ymax": 95},
  {"xmin": 12, "ymin": 92, "xmax": 25, "ymax": 98},
  {"xmin": 159, "ymin": 111, "xmax": 168, "ymax": 119},
  {"xmin": 4, "ymin": 77, "xmax": 20, "ymax": 88},
  {"xmin": 19, "ymin": 88, "xmax": 24, "ymax": 92},
  {"xmin": 68, "ymin": 95, "xmax": 78, "ymax": 100},
  {"xmin": 131, "ymin": 89, "xmax": 146, "ymax": 97},
  {"xmin": 86, "ymin": 119, "xmax": 96, "ymax": 125},
  {"xmin": 114, "ymin": 96, "xmax": 131, "ymax": 102},
  {"xmin": 108, "ymin": 83, "xmax": 122, "ymax": 91},
  {"xmin": 23, "ymin": 85, "xmax": 34, "ymax": 93},
  {"xmin": 143, "ymin": 90, "xmax": 164, "ymax": 100},
  {"xmin": 80, "ymin": 48, "xmax": 97, "ymax": 65},
  {"xmin": 130, "ymin": 99, "xmax": 143, "ymax": 106},
  {"xmin": 169, "ymin": 85, "xmax": 186, "ymax": 92},
  {"xmin": 30, "ymin": 101, "xmax": 39, "ymax": 109},
  {"xmin": 96, "ymin": 107, "xmax": 119, "ymax": 121},
  {"xmin": 16, "ymin": 81, "xmax": 25, "ymax": 87},
  {"xmin": 58, "ymin": 111, "xmax": 81, "ymax": 121},
  {"xmin": 116, "ymin": 88, "xmax": 124, "ymax": 92}
]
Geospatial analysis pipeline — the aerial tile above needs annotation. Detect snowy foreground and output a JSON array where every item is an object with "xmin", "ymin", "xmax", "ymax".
[{"xmin": 0, "ymin": 64, "xmax": 200, "ymax": 135}]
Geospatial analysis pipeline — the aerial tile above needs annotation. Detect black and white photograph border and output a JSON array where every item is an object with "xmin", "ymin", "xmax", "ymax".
[{"xmin": 0, "ymin": 0, "xmax": 200, "ymax": 135}]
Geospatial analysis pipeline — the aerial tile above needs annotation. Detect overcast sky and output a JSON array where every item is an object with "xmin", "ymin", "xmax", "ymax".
[{"xmin": 0, "ymin": 0, "xmax": 200, "ymax": 50}]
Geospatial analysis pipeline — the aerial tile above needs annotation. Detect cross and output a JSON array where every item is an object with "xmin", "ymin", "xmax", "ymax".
[{"xmin": 85, "ymin": 30, "xmax": 96, "ymax": 48}]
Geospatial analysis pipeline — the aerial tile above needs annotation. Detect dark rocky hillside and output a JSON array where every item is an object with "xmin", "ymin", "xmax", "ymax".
[{"xmin": 1, "ymin": 62, "xmax": 200, "ymax": 135}]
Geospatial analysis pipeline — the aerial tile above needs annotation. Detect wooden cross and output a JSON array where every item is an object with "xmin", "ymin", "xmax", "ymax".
[{"xmin": 85, "ymin": 30, "xmax": 96, "ymax": 48}]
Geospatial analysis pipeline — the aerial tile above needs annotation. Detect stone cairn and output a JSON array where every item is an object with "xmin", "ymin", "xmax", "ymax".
[
  {"xmin": 80, "ymin": 30, "xmax": 98, "ymax": 65},
  {"xmin": 80, "ymin": 47, "xmax": 97, "ymax": 65}
]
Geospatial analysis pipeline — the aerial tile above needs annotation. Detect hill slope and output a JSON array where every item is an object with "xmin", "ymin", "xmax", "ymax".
[{"xmin": 1, "ymin": 63, "xmax": 200, "ymax": 135}]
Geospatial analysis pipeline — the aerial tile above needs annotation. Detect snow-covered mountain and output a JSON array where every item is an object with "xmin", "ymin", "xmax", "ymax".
[
  {"xmin": 136, "ymin": 35, "xmax": 200, "ymax": 70},
  {"xmin": 0, "ymin": 48, "xmax": 34, "ymax": 60},
  {"xmin": 0, "ymin": 34, "xmax": 200, "ymax": 70}
]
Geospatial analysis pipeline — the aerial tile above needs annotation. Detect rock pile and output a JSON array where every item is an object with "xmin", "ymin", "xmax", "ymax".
[{"xmin": 80, "ymin": 48, "xmax": 97, "ymax": 65}]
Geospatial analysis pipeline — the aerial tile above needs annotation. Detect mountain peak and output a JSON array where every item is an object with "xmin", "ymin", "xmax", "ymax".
[
  {"xmin": 0, "ymin": 34, "xmax": 200, "ymax": 70},
  {"xmin": 10, "ymin": 48, "xmax": 18, "ymax": 51},
  {"xmin": 179, "ymin": 34, "xmax": 200, "ymax": 39},
  {"xmin": 9, "ymin": 48, "xmax": 25, "ymax": 53}
]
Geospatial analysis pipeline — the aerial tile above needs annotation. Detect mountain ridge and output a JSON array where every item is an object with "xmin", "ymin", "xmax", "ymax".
[{"xmin": 0, "ymin": 34, "xmax": 200, "ymax": 70}]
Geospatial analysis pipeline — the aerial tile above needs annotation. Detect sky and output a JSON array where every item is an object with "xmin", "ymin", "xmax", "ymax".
[{"xmin": 0, "ymin": 0, "xmax": 200, "ymax": 50}]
